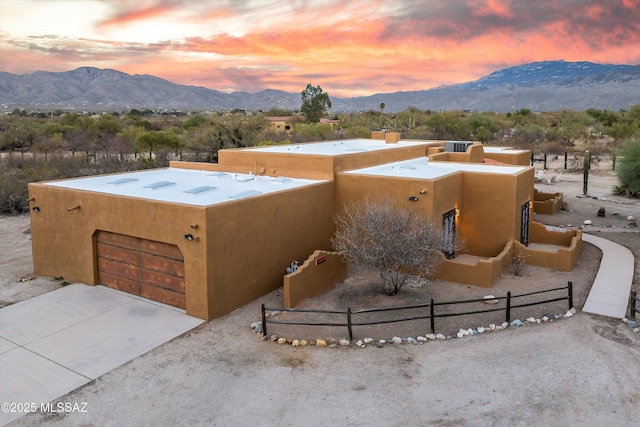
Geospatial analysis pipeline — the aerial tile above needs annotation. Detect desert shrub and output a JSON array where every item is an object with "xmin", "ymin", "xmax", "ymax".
[
  {"xmin": 615, "ymin": 136, "xmax": 640, "ymax": 197},
  {"xmin": 332, "ymin": 197, "xmax": 462, "ymax": 295},
  {"xmin": 0, "ymin": 156, "xmax": 154, "ymax": 214},
  {"xmin": 508, "ymin": 253, "xmax": 528, "ymax": 277}
]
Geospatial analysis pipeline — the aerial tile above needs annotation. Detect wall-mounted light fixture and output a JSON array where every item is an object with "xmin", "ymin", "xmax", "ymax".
[
  {"xmin": 408, "ymin": 196, "xmax": 419, "ymax": 202},
  {"xmin": 183, "ymin": 234, "xmax": 199, "ymax": 241},
  {"xmin": 32, "ymin": 206, "xmax": 40, "ymax": 212},
  {"xmin": 67, "ymin": 204, "xmax": 81, "ymax": 211},
  {"xmin": 26, "ymin": 197, "xmax": 35, "ymax": 202},
  {"xmin": 455, "ymin": 208, "xmax": 460, "ymax": 218},
  {"xmin": 190, "ymin": 223, "xmax": 198, "ymax": 229},
  {"xmin": 419, "ymin": 189, "xmax": 426, "ymax": 194}
]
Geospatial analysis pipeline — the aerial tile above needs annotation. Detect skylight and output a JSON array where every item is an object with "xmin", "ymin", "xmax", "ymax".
[
  {"xmin": 108, "ymin": 177, "xmax": 139, "ymax": 185},
  {"xmin": 143, "ymin": 181, "xmax": 175, "ymax": 190},
  {"xmin": 234, "ymin": 174, "xmax": 255, "ymax": 182},
  {"xmin": 184, "ymin": 186, "xmax": 216, "ymax": 195},
  {"xmin": 229, "ymin": 190, "xmax": 262, "ymax": 199},
  {"xmin": 271, "ymin": 177, "xmax": 291, "ymax": 184}
]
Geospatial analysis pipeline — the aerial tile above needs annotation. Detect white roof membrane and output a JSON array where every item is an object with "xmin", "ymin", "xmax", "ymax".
[
  {"xmin": 45, "ymin": 168, "xmax": 324, "ymax": 206},
  {"xmin": 243, "ymin": 139, "xmax": 431, "ymax": 156},
  {"xmin": 346, "ymin": 158, "xmax": 527, "ymax": 179}
]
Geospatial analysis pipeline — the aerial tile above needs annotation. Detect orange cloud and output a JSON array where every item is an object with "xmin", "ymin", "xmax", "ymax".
[
  {"xmin": 1, "ymin": 0, "xmax": 639, "ymax": 98},
  {"xmin": 96, "ymin": 1, "xmax": 180, "ymax": 28}
]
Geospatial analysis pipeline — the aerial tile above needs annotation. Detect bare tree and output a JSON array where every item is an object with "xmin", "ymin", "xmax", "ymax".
[{"xmin": 332, "ymin": 197, "xmax": 455, "ymax": 295}]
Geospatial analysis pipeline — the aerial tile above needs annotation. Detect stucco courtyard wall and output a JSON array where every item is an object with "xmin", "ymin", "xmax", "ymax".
[{"xmin": 283, "ymin": 250, "xmax": 348, "ymax": 308}]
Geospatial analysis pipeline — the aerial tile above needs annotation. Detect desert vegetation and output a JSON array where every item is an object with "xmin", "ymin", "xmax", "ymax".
[{"xmin": 1, "ymin": 105, "xmax": 639, "ymax": 214}]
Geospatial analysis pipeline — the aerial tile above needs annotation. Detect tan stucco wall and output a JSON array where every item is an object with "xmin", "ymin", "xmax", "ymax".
[
  {"xmin": 335, "ymin": 167, "xmax": 534, "ymax": 278},
  {"xmin": 458, "ymin": 168, "xmax": 533, "ymax": 257},
  {"xmin": 483, "ymin": 151, "xmax": 530, "ymax": 166},
  {"xmin": 202, "ymin": 182, "xmax": 335, "ymax": 319},
  {"xmin": 283, "ymin": 250, "xmax": 348, "ymax": 308},
  {"xmin": 533, "ymin": 189, "xmax": 563, "ymax": 215},
  {"xmin": 515, "ymin": 223, "xmax": 582, "ymax": 271},
  {"xmin": 385, "ymin": 132, "xmax": 402, "ymax": 144},
  {"xmin": 29, "ymin": 179, "xmax": 335, "ymax": 320},
  {"xmin": 217, "ymin": 141, "xmax": 439, "ymax": 179},
  {"xmin": 335, "ymin": 172, "xmax": 461, "ymax": 221},
  {"xmin": 28, "ymin": 183, "xmax": 210, "ymax": 318},
  {"xmin": 29, "ymin": 138, "xmax": 583, "ymax": 316},
  {"xmin": 434, "ymin": 240, "xmax": 513, "ymax": 287},
  {"xmin": 427, "ymin": 142, "xmax": 484, "ymax": 163},
  {"xmin": 217, "ymin": 150, "xmax": 336, "ymax": 180}
]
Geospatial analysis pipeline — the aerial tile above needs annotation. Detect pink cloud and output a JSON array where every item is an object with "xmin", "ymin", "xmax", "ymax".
[{"xmin": 1, "ymin": 0, "xmax": 638, "ymax": 97}]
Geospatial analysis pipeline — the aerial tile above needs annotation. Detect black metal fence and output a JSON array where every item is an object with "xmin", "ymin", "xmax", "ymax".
[
  {"xmin": 261, "ymin": 281, "xmax": 573, "ymax": 341},
  {"xmin": 630, "ymin": 291, "xmax": 638, "ymax": 321}
]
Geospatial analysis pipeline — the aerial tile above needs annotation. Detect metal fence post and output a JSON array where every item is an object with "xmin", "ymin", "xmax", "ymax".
[
  {"xmin": 430, "ymin": 298, "xmax": 435, "ymax": 333},
  {"xmin": 261, "ymin": 304, "xmax": 267, "ymax": 337},
  {"xmin": 506, "ymin": 291, "xmax": 511, "ymax": 323},
  {"xmin": 347, "ymin": 307, "xmax": 353, "ymax": 341},
  {"xmin": 568, "ymin": 281, "xmax": 573, "ymax": 310}
]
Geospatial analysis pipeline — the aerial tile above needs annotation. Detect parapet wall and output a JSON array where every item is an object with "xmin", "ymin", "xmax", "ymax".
[
  {"xmin": 283, "ymin": 250, "xmax": 348, "ymax": 308},
  {"xmin": 516, "ymin": 222, "xmax": 582, "ymax": 271},
  {"xmin": 533, "ymin": 189, "xmax": 563, "ymax": 215},
  {"xmin": 428, "ymin": 143, "xmax": 484, "ymax": 163},
  {"xmin": 433, "ymin": 240, "xmax": 514, "ymax": 287}
]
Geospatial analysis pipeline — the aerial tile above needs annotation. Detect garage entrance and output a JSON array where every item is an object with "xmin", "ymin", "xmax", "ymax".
[{"xmin": 96, "ymin": 231, "xmax": 185, "ymax": 309}]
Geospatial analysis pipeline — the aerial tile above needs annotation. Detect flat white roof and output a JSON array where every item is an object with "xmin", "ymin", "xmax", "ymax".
[
  {"xmin": 346, "ymin": 158, "xmax": 528, "ymax": 179},
  {"xmin": 244, "ymin": 139, "xmax": 431, "ymax": 156},
  {"xmin": 483, "ymin": 147, "xmax": 528, "ymax": 154},
  {"xmin": 45, "ymin": 168, "xmax": 325, "ymax": 206}
]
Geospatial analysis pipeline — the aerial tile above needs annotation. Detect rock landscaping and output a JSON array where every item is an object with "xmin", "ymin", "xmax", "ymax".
[{"xmin": 249, "ymin": 306, "xmax": 605, "ymax": 348}]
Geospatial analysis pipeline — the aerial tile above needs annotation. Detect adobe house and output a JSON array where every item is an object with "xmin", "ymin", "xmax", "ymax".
[
  {"xmin": 28, "ymin": 134, "xmax": 581, "ymax": 319},
  {"xmin": 264, "ymin": 116, "xmax": 304, "ymax": 133}
]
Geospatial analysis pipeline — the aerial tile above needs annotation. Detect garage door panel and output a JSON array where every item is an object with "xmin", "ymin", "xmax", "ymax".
[
  {"xmin": 141, "ymin": 283, "xmax": 185, "ymax": 309},
  {"xmin": 97, "ymin": 257, "xmax": 140, "ymax": 281},
  {"xmin": 140, "ymin": 269, "xmax": 185, "ymax": 294},
  {"xmin": 139, "ymin": 239, "xmax": 183, "ymax": 260},
  {"xmin": 96, "ymin": 231, "xmax": 185, "ymax": 310},
  {"xmin": 139, "ymin": 252, "xmax": 185, "ymax": 277},
  {"xmin": 97, "ymin": 242, "xmax": 139, "ymax": 264},
  {"xmin": 98, "ymin": 271, "xmax": 141, "ymax": 295},
  {"xmin": 97, "ymin": 231, "xmax": 139, "ymax": 250}
]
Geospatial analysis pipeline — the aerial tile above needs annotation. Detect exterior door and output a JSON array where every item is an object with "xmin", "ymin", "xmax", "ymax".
[
  {"xmin": 520, "ymin": 201, "xmax": 530, "ymax": 247},
  {"xmin": 442, "ymin": 209, "xmax": 456, "ymax": 259},
  {"xmin": 96, "ymin": 231, "xmax": 186, "ymax": 309}
]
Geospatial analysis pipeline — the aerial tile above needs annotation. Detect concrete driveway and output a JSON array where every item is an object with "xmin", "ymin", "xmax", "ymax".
[{"xmin": 0, "ymin": 284, "xmax": 203, "ymax": 426}]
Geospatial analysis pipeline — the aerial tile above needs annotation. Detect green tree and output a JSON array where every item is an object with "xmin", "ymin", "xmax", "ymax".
[
  {"xmin": 616, "ymin": 135, "xmax": 640, "ymax": 196},
  {"xmin": 300, "ymin": 84, "xmax": 331, "ymax": 123},
  {"xmin": 184, "ymin": 114, "xmax": 209, "ymax": 130},
  {"xmin": 134, "ymin": 130, "xmax": 183, "ymax": 166}
]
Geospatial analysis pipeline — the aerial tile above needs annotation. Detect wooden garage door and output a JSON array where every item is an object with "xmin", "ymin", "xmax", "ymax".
[{"xmin": 96, "ymin": 231, "xmax": 185, "ymax": 309}]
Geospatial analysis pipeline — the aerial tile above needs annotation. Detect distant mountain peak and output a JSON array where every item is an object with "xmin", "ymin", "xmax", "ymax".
[{"xmin": 1, "ymin": 61, "xmax": 638, "ymax": 112}]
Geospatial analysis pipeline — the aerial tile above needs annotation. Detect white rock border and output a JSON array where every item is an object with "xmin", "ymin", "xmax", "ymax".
[{"xmin": 250, "ymin": 307, "xmax": 614, "ymax": 348}]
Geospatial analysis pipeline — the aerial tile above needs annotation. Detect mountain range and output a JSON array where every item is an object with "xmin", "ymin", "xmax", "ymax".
[{"xmin": 0, "ymin": 60, "xmax": 638, "ymax": 113}]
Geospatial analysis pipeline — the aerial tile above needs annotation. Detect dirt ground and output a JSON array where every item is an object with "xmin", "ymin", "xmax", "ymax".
[{"xmin": 2, "ymin": 159, "xmax": 640, "ymax": 426}]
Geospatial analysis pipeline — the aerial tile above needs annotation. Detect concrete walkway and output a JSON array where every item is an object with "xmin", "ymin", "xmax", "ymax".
[
  {"xmin": 0, "ymin": 284, "xmax": 203, "ymax": 426},
  {"xmin": 582, "ymin": 233, "xmax": 635, "ymax": 319}
]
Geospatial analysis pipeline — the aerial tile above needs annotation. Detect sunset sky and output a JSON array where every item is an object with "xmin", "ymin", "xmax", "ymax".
[{"xmin": 1, "ymin": 0, "xmax": 639, "ymax": 97}]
